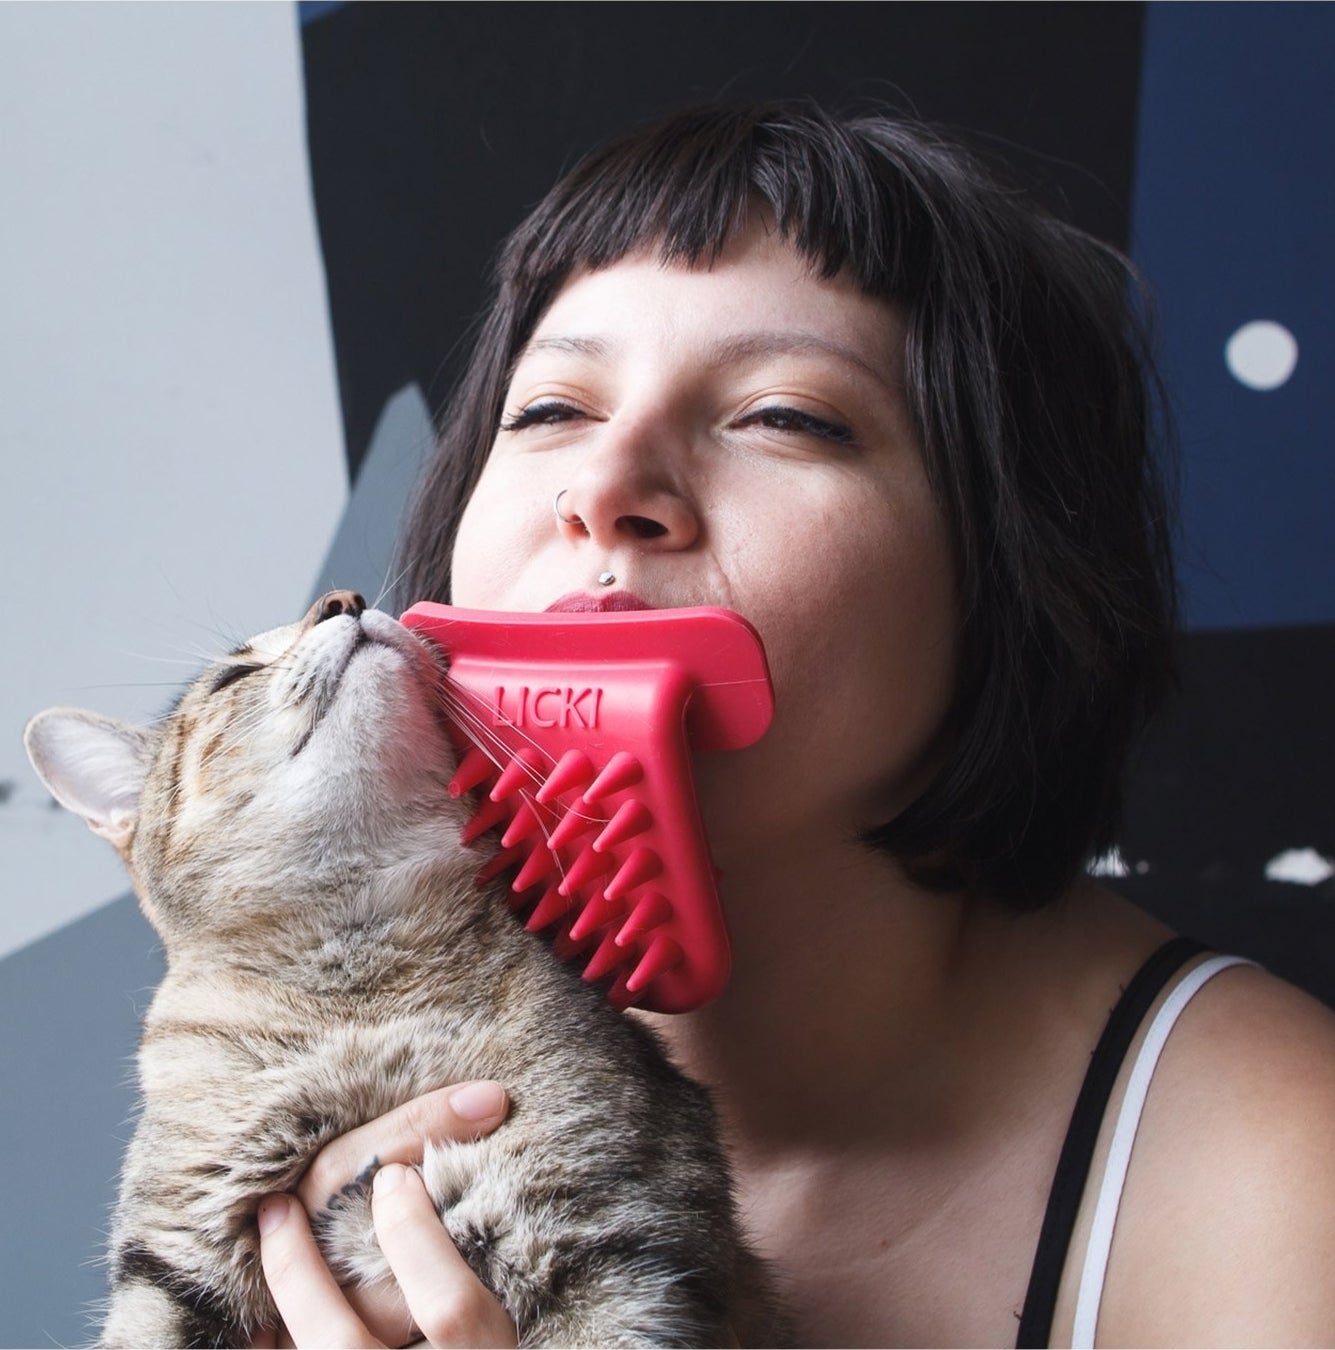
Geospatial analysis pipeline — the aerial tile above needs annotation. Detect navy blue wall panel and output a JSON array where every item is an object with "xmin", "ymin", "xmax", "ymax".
[
  {"xmin": 1134, "ymin": 2, "xmax": 1334, "ymax": 631},
  {"xmin": 1111, "ymin": 4, "xmax": 1335, "ymax": 996}
]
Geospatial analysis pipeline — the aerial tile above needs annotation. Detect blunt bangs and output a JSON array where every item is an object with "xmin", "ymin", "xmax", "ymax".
[{"xmin": 500, "ymin": 103, "xmax": 939, "ymax": 311}]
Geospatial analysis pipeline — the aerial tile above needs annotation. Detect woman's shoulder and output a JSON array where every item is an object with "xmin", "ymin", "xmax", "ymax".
[{"xmin": 1098, "ymin": 955, "xmax": 1335, "ymax": 1345}]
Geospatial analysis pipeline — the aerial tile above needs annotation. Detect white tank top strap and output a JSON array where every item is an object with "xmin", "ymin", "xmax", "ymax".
[{"xmin": 1070, "ymin": 953, "xmax": 1256, "ymax": 1348}]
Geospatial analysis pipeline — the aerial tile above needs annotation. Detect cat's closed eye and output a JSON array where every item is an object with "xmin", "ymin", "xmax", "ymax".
[{"xmin": 208, "ymin": 662, "xmax": 265, "ymax": 695}]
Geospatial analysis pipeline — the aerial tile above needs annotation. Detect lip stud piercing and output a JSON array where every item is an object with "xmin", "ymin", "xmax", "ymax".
[{"xmin": 597, "ymin": 572, "xmax": 616, "ymax": 587}]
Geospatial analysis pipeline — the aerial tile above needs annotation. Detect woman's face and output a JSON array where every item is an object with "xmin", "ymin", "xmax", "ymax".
[{"xmin": 451, "ymin": 221, "xmax": 957, "ymax": 859}]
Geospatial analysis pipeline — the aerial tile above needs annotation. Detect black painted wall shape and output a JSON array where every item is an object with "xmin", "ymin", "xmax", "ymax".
[
  {"xmin": 1116, "ymin": 626, "xmax": 1335, "ymax": 1006},
  {"xmin": 302, "ymin": 1, "xmax": 1146, "ymax": 481}
]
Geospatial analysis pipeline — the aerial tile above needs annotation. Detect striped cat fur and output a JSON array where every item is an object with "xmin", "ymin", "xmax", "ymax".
[{"xmin": 25, "ymin": 592, "xmax": 774, "ymax": 1349}]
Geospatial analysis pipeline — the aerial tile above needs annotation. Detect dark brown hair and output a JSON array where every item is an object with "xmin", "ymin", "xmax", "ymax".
[{"xmin": 396, "ymin": 101, "xmax": 1177, "ymax": 909}]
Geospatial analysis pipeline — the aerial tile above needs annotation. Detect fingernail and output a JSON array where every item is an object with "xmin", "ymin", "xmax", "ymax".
[
  {"xmin": 448, "ymin": 1080, "xmax": 507, "ymax": 1122},
  {"xmin": 257, "ymin": 1195, "xmax": 289, "ymax": 1236},
  {"xmin": 373, "ymin": 1163, "xmax": 406, "ymax": 1195}
]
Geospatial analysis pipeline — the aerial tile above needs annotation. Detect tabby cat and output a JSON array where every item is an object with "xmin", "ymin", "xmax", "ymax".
[{"xmin": 26, "ymin": 591, "xmax": 770, "ymax": 1349}]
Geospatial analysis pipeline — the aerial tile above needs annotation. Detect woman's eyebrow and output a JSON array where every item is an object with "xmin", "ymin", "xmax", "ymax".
[
  {"xmin": 519, "ymin": 334, "xmax": 609, "ymax": 361},
  {"xmin": 504, "ymin": 334, "xmax": 606, "ymax": 388},
  {"xmin": 514, "ymin": 330, "xmax": 899, "ymax": 394},
  {"xmin": 706, "ymin": 331, "xmax": 899, "ymax": 392}
]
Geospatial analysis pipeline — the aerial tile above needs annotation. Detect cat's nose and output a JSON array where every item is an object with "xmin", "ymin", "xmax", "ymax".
[{"xmin": 306, "ymin": 590, "xmax": 366, "ymax": 627}]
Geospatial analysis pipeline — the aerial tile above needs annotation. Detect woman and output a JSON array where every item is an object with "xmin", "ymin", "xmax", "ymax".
[{"xmin": 254, "ymin": 103, "xmax": 1335, "ymax": 1346}]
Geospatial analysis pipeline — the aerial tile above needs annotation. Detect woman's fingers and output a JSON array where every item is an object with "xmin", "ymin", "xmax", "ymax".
[
  {"xmin": 372, "ymin": 1164, "xmax": 518, "ymax": 1348},
  {"xmin": 256, "ymin": 1195, "xmax": 382, "ymax": 1350},
  {"xmin": 297, "ymin": 1081, "xmax": 509, "ymax": 1215},
  {"xmin": 259, "ymin": 1082, "xmax": 514, "ymax": 1347}
]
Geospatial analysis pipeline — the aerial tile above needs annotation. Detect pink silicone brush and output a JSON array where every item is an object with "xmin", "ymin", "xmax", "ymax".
[{"xmin": 400, "ymin": 602, "xmax": 774, "ymax": 1013}]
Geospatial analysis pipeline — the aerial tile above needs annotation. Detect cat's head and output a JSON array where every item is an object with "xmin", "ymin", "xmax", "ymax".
[{"xmin": 25, "ymin": 591, "xmax": 463, "ymax": 941}]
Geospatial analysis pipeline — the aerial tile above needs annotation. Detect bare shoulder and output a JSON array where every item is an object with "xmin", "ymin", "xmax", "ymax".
[{"xmin": 1100, "ymin": 960, "xmax": 1335, "ymax": 1346}]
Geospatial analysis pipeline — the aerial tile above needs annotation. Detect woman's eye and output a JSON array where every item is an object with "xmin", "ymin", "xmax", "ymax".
[
  {"xmin": 498, "ymin": 400, "xmax": 585, "ymax": 432},
  {"xmin": 736, "ymin": 405, "xmax": 855, "ymax": 445}
]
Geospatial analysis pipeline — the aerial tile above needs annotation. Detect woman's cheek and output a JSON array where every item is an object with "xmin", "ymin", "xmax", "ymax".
[{"xmin": 450, "ymin": 470, "xmax": 536, "ymax": 607}]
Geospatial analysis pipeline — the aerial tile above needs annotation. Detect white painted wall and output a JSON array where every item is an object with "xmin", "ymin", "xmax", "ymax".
[{"xmin": 0, "ymin": 2, "xmax": 347, "ymax": 959}]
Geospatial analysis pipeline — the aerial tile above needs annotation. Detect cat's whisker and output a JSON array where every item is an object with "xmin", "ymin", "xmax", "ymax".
[
  {"xmin": 194, "ymin": 699, "xmax": 283, "ymax": 763},
  {"xmin": 443, "ymin": 687, "xmax": 552, "ymax": 780},
  {"xmin": 165, "ymin": 612, "xmax": 251, "ymax": 656},
  {"xmin": 444, "ymin": 697, "xmax": 609, "ymax": 829},
  {"xmin": 59, "ymin": 681, "xmax": 198, "ymax": 693},
  {"xmin": 435, "ymin": 691, "xmax": 608, "ymax": 893},
  {"xmin": 436, "ymin": 692, "xmax": 562, "ymax": 824},
  {"xmin": 108, "ymin": 650, "xmax": 215, "ymax": 669},
  {"xmin": 370, "ymin": 560, "xmax": 413, "ymax": 615}
]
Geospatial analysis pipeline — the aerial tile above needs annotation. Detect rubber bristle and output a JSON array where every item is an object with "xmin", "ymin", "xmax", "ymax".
[
  {"xmin": 615, "ymin": 892, "xmax": 671, "ymax": 947},
  {"xmin": 463, "ymin": 796, "xmax": 511, "ymax": 845},
  {"xmin": 547, "ymin": 807, "xmax": 600, "ymax": 851},
  {"xmin": 490, "ymin": 747, "xmax": 547, "ymax": 802},
  {"xmin": 499, "ymin": 802, "xmax": 543, "ymax": 849},
  {"xmin": 512, "ymin": 844, "xmax": 559, "ymax": 893},
  {"xmin": 525, "ymin": 884, "xmax": 574, "ymax": 933},
  {"xmin": 567, "ymin": 889, "xmax": 623, "ymax": 943},
  {"xmin": 475, "ymin": 845, "xmax": 522, "ymax": 886},
  {"xmin": 626, "ymin": 933, "xmax": 682, "ymax": 994},
  {"xmin": 606, "ymin": 971, "xmax": 635, "ymax": 1011},
  {"xmin": 552, "ymin": 921, "xmax": 596, "ymax": 963},
  {"xmin": 580, "ymin": 751, "xmax": 643, "ymax": 804},
  {"xmin": 604, "ymin": 845, "xmax": 662, "ymax": 902},
  {"xmin": 558, "ymin": 845, "xmax": 615, "ymax": 897},
  {"xmin": 582, "ymin": 929, "xmax": 626, "ymax": 984},
  {"xmin": 592, "ymin": 798, "xmax": 653, "ymax": 853},
  {"xmin": 536, "ymin": 749, "xmax": 596, "ymax": 804},
  {"xmin": 448, "ymin": 745, "xmax": 496, "ymax": 798}
]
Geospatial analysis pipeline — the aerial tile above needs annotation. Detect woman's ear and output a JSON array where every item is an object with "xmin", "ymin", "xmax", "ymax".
[{"xmin": 24, "ymin": 707, "xmax": 160, "ymax": 853}]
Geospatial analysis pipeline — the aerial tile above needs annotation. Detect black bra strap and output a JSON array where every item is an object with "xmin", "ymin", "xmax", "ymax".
[{"xmin": 1015, "ymin": 936, "xmax": 1207, "ymax": 1348}]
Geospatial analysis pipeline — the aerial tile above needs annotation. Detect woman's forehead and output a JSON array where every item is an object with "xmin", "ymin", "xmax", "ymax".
[{"xmin": 522, "ymin": 227, "xmax": 905, "ymax": 373}]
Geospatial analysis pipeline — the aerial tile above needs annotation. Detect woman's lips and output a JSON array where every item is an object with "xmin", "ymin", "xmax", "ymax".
[{"xmin": 544, "ymin": 591, "xmax": 654, "ymax": 614}]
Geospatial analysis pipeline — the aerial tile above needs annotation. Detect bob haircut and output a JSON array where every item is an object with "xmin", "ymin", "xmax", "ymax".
[{"xmin": 396, "ymin": 101, "xmax": 1177, "ymax": 911}]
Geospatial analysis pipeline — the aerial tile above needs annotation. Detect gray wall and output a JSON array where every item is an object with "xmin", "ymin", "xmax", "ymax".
[
  {"xmin": 0, "ymin": 377, "xmax": 431, "ymax": 1348},
  {"xmin": 1, "ymin": 6, "xmax": 350, "ymax": 1344}
]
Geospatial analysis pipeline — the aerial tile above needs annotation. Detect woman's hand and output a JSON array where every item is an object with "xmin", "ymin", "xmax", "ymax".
[{"xmin": 253, "ymin": 1081, "xmax": 519, "ymax": 1349}]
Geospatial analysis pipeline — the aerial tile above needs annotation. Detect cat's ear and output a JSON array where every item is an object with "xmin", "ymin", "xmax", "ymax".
[{"xmin": 24, "ymin": 708, "xmax": 160, "ymax": 851}]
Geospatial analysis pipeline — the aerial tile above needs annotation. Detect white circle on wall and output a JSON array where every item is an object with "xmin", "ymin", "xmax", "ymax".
[{"xmin": 1225, "ymin": 320, "xmax": 1298, "ymax": 391}]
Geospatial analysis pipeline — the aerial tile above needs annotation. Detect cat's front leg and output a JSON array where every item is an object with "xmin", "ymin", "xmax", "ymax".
[
  {"xmin": 102, "ymin": 1121, "xmax": 286, "ymax": 1348},
  {"xmin": 98, "ymin": 1260, "xmax": 240, "ymax": 1349},
  {"xmin": 99, "ymin": 1283, "xmax": 186, "ymax": 1348}
]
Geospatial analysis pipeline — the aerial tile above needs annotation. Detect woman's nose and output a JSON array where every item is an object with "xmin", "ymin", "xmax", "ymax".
[{"xmin": 554, "ymin": 433, "xmax": 701, "ymax": 552}]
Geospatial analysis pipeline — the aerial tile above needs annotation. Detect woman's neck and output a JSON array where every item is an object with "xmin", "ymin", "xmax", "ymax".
[
  {"xmin": 639, "ymin": 831, "xmax": 992, "ymax": 1154},
  {"xmin": 640, "ymin": 834, "xmax": 1167, "ymax": 1165},
  {"xmin": 636, "ymin": 829, "xmax": 1175, "ymax": 1347}
]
